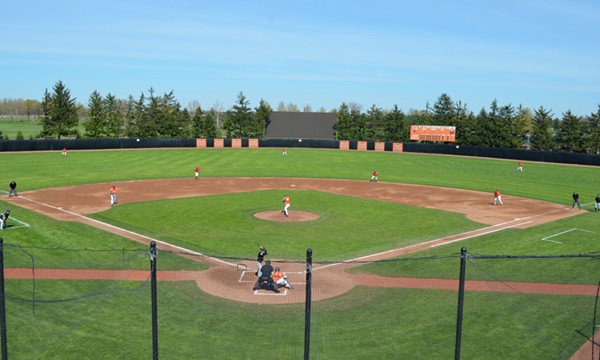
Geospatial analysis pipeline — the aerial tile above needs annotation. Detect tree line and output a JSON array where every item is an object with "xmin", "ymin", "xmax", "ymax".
[{"xmin": 1, "ymin": 81, "xmax": 600, "ymax": 154}]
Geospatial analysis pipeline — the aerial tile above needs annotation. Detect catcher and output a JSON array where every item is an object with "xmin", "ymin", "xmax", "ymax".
[{"xmin": 272, "ymin": 267, "xmax": 293, "ymax": 290}]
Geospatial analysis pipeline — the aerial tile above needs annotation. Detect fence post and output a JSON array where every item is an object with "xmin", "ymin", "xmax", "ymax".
[
  {"xmin": 454, "ymin": 247, "xmax": 467, "ymax": 360},
  {"xmin": 0, "ymin": 238, "xmax": 7, "ymax": 360},
  {"xmin": 304, "ymin": 248, "xmax": 312, "ymax": 360},
  {"xmin": 149, "ymin": 241, "xmax": 158, "ymax": 360}
]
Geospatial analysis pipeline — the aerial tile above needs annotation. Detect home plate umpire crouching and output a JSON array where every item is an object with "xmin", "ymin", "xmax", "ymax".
[{"xmin": 252, "ymin": 260, "xmax": 279, "ymax": 293}]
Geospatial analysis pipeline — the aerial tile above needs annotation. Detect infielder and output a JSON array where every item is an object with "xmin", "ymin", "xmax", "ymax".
[
  {"xmin": 493, "ymin": 190, "xmax": 503, "ymax": 206},
  {"xmin": 370, "ymin": 171, "xmax": 379, "ymax": 182},
  {"xmin": 110, "ymin": 185, "xmax": 118, "ymax": 206}
]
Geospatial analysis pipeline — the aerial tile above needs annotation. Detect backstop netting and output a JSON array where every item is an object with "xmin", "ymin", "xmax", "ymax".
[{"xmin": 1, "ymin": 243, "xmax": 598, "ymax": 359}]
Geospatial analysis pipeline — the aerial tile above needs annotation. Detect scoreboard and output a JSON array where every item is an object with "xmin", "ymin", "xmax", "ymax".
[{"xmin": 410, "ymin": 125, "xmax": 456, "ymax": 142}]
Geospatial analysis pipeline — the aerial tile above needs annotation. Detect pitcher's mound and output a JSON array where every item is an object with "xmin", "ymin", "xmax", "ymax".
[{"xmin": 254, "ymin": 210, "xmax": 320, "ymax": 222}]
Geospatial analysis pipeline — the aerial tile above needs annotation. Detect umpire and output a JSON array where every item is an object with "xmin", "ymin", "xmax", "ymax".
[
  {"xmin": 252, "ymin": 260, "xmax": 279, "ymax": 293},
  {"xmin": 8, "ymin": 180, "xmax": 17, "ymax": 197}
]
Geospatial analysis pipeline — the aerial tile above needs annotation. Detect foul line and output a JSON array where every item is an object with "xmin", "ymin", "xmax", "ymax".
[
  {"xmin": 3, "ymin": 216, "xmax": 31, "ymax": 230},
  {"xmin": 314, "ymin": 205, "xmax": 576, "ymax": 272},
  {"xmin": 12, "ymin": 195, "xmax": 238, "ymax": 268},
  {"xmin": 542, "ymin": 228, "xmax": 594, "ymax": 244}
]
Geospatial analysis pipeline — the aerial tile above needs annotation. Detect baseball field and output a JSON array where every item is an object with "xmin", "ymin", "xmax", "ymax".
[{"xmin": 1, "ymin": 148, "xmax": 599, "ymax": 359}]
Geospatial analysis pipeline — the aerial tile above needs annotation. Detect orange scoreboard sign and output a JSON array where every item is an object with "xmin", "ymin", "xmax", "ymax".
[{"xmin": 410, "ymin": 125, "xmax": 456, "ymax": 142}]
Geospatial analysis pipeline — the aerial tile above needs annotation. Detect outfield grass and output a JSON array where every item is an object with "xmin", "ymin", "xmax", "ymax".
[
  {"xmin": 0, "ymin": 148, "xmax": 598, "ymax": 359},
  {"xmin": 1, "ymin": 148, "xmax": 598, "ymax": 205}
]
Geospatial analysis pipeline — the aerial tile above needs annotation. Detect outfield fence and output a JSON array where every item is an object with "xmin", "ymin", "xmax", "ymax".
[
  {"xmin": 0, "ymin": 239, "xmax": 598, "ymax": 359},
  {"xmin": 2, "ymin": 137, "xmax": 600, "ymax": 166}
]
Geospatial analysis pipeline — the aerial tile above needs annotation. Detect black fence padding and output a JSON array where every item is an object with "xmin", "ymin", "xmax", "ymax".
[{"xmin": 1, "ymin": 138, "xmax": 599, "ymax": 166}]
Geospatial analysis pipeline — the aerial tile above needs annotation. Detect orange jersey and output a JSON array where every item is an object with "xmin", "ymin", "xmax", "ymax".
[
  {"xmin": 283, "ymin": 196, "xmax": 290, "ymax": 204},
  {"xmin": 272, "ymin": 271, "xmax": 286, "ymax": 282},
  {"xmin": 110, "ymin": 187, "xmax": 117, "ymax": 195},
  {"xmin": 494, "ymin": 191, "xmax": 500, "ymax": 197}
]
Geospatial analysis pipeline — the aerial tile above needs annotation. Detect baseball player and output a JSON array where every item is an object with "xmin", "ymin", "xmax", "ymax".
[
  {"xmin": 8, "ymin": 180, "xmax": 17, "ymax": 197},
  {"xmin": 272, "ymin": 267, "xmax": 293, "ymax": 289},
  {"xmin": 110, "ymin": 185, "xmax": 118, "ymax": 206},
  {"xmin": 516, "ymin": 162, "xmax": 523, "ymax": 172},
  {"xmin": 256, "ymin": 246, "xmax": 267, "ymax": 277},
  {"xmin": 282, "ymin": 194, "xmax": 291, "ymax": 217},
  {"xmin": 595, "ymin": 194, "xmax": 600, "ymax": 212},
  {"xmin": 0, "ymin": 210, "xmax": 9, "ymax": 230},
  {"xmin": 572, "ymin": 192, "xmax": 581, "ymax": 209},
  {"xmin": 492, "ymin": 190, "xmax": 503, "ymax": 206},
  {"xmin": 194, "ymin": 166, "xmax": 201, "ymax": 180},
  {"xmin": 282, "ymin": 148, "xmax": 287, "ymax": 156},
  {"xmin": 370, "ymin": 171, "xmax": 379, "ymax": 182}
]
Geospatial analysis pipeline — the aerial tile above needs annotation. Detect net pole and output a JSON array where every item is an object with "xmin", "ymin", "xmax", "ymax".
[
  {"xmin": 304, "ymin": 248, "xmax": 312, "ymax": 360},
  {"xmin": 150, "ymin": 242, "xmax": 159, "ymax": 360},
  {"xmin": 454, "ymin": 247, "xmax": 467, "ymax": 360},
  {"xmin": 593, "ymin": 281, "xmax": 600, "ymax": 360},
  {"xmin": 0, "ymin": 238, "xmax": 7, "ymax": 360}
]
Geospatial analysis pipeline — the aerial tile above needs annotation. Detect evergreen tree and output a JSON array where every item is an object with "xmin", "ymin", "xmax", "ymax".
[
  {"xmin": 203, "ymin": 110, "xmax": 218, "ymax": 138},
  {"xmin": 473, "ymin": 108, "xmax": 492, "ymax": 147},
  {"xmin": 125, "ymin": 94, "xmax": 143, "ymax": 138},
  {"xmin": 530, "ymin": 106, "xmax": 555, "ymax": 151},
  {"xmin": 555, "ymin": 110, "xmax": 584, "ymax": 152},
  {"xmin": 334, "ymin": 103, "xmax": 352, "ymax": 140},
  {"xmin": 431, "ymin": 93, "xmax": 455, "ymax": 125},
  {"xmin": 452, "ymin": 101, "xmax": 473, "ymax": 146},
  {"xmin": 382, "ymin": 105, "xmax": 406, "ymax": 142},
  {"xmin": 85, "ymin": 90, "xmax": 105, "ymax": 138},
  {"xmin": 104, "ymin": 94, "xmax": 124, "ymax": 137},
  {"xmin": 224, "ymin": 92, "xmax": 253, "ymax": 138},
  {"xmin": 192, "ymin": 106, "xmax": 205, "ymax": 137},
  {"xmin": 585, "ymin": 105, "xmax": 600, "ymax": 154},
  {"xmin": 253, "ymin": 99, "xmax": 272, "ymax": 138},
  {"xmin": 40, "ymin": 80, "xmax": 79, "ymax": 139},
  {"xmin": 365, "ymin": 104, "xmax": 385, "ymax": 141}
]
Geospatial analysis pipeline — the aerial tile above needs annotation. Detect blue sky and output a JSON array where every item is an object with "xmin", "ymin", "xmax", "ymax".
[{"xmin": 2, "ymin": 0, "xmax": 599, "ymax": 116}]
